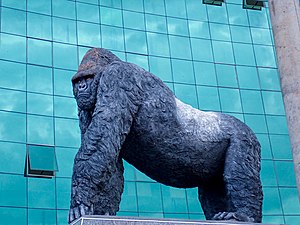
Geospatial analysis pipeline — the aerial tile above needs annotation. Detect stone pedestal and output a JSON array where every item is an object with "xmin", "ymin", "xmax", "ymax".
[{"xmin": 70, "ymin": 216, "xmax": 281, "ymax": 225}]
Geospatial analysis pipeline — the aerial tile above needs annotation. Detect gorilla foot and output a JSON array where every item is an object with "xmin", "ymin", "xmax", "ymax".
[
  {"xmin": 68, "ymin": 204, "xmax": 94, "ymax": 223},
  {"xmin": 212, "ymin": 212, "xmax": 254, "ymax": 222}
]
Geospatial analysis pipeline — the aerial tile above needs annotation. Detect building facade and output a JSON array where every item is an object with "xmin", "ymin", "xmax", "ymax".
[{"xmin": 0, "ymin": 0, "xmax": 299, "ymax": 224}]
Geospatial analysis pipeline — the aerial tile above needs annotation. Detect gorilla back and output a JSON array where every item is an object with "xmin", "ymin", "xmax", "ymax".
[{"xmin": 69, "ymin": 48, "xmax": 263, "ymax": 224}]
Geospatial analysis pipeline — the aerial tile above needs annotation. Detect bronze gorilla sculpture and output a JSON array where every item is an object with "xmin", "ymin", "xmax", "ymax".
[{"xmin": 69, "ymin": 48, "xmax": 263, "ymax": 223}]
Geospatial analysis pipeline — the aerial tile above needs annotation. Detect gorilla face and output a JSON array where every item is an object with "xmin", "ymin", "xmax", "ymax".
[{"xmin": 72, "ymin": 73, "xmax": 98, "ymax": 110}]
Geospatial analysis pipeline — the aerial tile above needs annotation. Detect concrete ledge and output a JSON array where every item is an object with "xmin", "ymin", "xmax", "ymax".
[{"xmin": 70, "ymin": 216, "xmax": 281, "ymax": 225}]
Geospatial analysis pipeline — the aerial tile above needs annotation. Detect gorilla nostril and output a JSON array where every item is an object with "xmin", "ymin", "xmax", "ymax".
[{"xmin": 78, "ymin": 82, "xmax": 86, "ymax": 90}]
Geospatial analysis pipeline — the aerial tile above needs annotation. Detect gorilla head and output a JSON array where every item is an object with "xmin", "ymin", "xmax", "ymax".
[{"xmin": 72, "ymin": 48, "xmax": 121, "ymax": 110}]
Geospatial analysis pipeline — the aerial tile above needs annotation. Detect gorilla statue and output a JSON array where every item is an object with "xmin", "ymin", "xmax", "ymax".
[{"xmin": 69, "ymin": 48, "xmax": 263, "ymax": 223}]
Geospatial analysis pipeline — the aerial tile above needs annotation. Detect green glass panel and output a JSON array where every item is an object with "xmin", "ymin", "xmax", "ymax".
[
  {"xmin": 77, "ymin": 2, "xmax": 99, "ymax": 23},
  {"xmin": 53, "ymin": 43, "xmax": 78, "ymax": 70},
  {"xmin": 124, "ymin": 11, "xmax": 145, "ymax": 30},
  {"xmin": 186, "ymin": 0, "xmax": 207, "ymax": 21},
  {"xmin": 251, "ymin": 27, "xmax": 272, "ymax": 45},
  {"xmin": 53, "ymin": 17, "xmax": 77, "ymax": 45},
  {"xmin": 119, "ymin": 181, "xmax": 138, "ymax": 211},
  {"xmin": 0, "ymin": 61, "xmax": 26, "ymax": 90},
  {"xmin": 165, "ymin": 82, "xmax": 175, "ymax": 92},
  {"xmin": 28, "ymin": 209, "xmax": 56, "ymax": 225},
  {"xmin": 230, "ymin": 25, "xmax": 251, "ymax": 43},
  {"xmin": 27, "ymin": 115, "xmax": 54, "ymax": 145},
  {"xmin": 81, "ymin": 0, "xmax": 98, "ymax": 4},
  {"xmin": 2, "ymin": 0, "xmax": 26, "ymax": 10},
  {"xmin": 168, "ymin": 17, "xmax": 189, "ymax": 36},
  {"xmin": 172, "ymin": 59, "xmax": 195, "ymax": 84},
  {"xmin": 0, "ymin": 111, "xmax": 26, "ymax": 142},
  {"xmin": 0, "ymin": 88, "xmax": 26, "ymax": 113},
  {"xmin": 56, "ymin": 178, "xmax": 72, "ymax": 209},
  {"xmin": 100, "ymin": 0, "xmax": 122, "ymax": 8},
  {"xmin": 0, "ymin": 207, "xmax": 27, "ymax": 225},
  {"xmin": 52, "ymin": 0, "xmax": 76, "ymax": 20},
  {"xmin": 149, "ymin": 56, "xmax": 173, "ymax": 82},
  {"xmin": 126, "ymin": 53, "xmax": 149, "ymax": 70},
  {"xmin": 190, "ymin": 38, "xmax": 213, "ymax": 62},
  {"xmin": 56, "ymin": 147, "xmax": 77, "ymax": 178},
  {"xmin": 266, "ymin": 115, "xmax": 289, "ymax": 134},
  {"xmin": 54, "ymin": 69, "xmax": 74, "ymax": 97},
  {"xmin": 101, "ymin": 25, "xmax": 125, "ymax": 51},
  {"xmin": 27, "ymin": 38, "xmax": 52, "ymax": 66},
  {"xmin": 124, "ymin": 160, "xmax": 136, "ymax": 181},
  {"xmin": 269, "ymin": 135, "xmax": 293, "ymax": 160},
  {"xmin": 124, "ymin": 29, "xmax": 147, "ymax": 55},
  {"xmin": 212, "ymin": 41, "xmax": 234, "ymax": 64},
  {"xmin": 164, "ymin": 213, "xmax": 189, "ymax": 219},
  {"xmin": 261, "ymin": 160, "xmax": 277, "ymax": 186},
  {"xmin": 100, "ymin": 7, "xmax": 123, "ymax": 27},
  {"xmin": 256, "ymin": 134, "xmax": 272, "ymax": 159},
  {"xmin": 215, "ymin": 64, "xmax": 238, "ymax": 88},
  {"xmin": 174, "ymin": 84, "xmax": 198, "ymax": 109},
  {"xmin": 57, "ymin": 210, "xmax": 69, "ymax": 225},
  {"xmin": 210, "ymin": 23, "xmax": 231, "ymax": 41},
  {"xmin": 219, "ymin": 88, "xmax": 242, "ymax": 113},
  {"xmin": 27, "ymin": 12, "xmax": 52, "ymax": 40},
  {"xmin": 186, "ymin": 188, "xmax": 203, "ymax": 213},
  {"xmin": 275, "ymin": 161, "xmax": 297, "ymax": 186},
  {"xmin": 197, "ymin": 86, "xmax": 221, "ymax": 111},
  {"xmin": 188, "ymin": 21, "xmax": 209, "ymax": 39},
  {"xmin": 194, "ymin": 62, "xmax": 217, "ymax": 86},
  {"xmin": 285, "ymin": 216, "xmax": 300, "ymax": 225},
  {"xmin": 138, "ymin": 212, "xmax": 163, "ymax": 218},
  {"xmin": 144, "ymin": 0, "xmax": 165, "ymax": 15},
  {"xmin": 262, "ymin": 216, "xmax": 285, "ymax": 225},
  {"xmin": 227, "ymin": 4, "xmax": 249, "ymax": 26},
  {"xmin": 28, "ymin": 177, "xmax": 56, "ymax": 208},
  {"xmin": 28, "ymin": 0, "xmax": 51, "ymax": 15},
  {"xmin": 262, "ymin": 187, "xmax": 283, "ymax": 214},
  {"xmin": 122, "ymin": 0, "xmax": 143, "ymax": 11},
  {"xmin": 233, "ymin": 43, "xmax": 256, "ymax": 66},
  {"xmin": 240, "ymin": 90, "xmax": 264, "ymax": 114},
  {"xmin": 0, "ymin": 33, "xmax": 26, "ymax": 62},
  {"xmin": 0, "ymin": 142, "xmax": 26, "ymax": 174},
  {"xmin": 135, "ymin": 169, "xmax": 155, "ymax": 182},
  {"xmin": 258, "ymin": 68, "xmax": 281, "ymax": 91},
  {"xmin": 262, "ymin": 91, "xmax": 285, "ymax": 115},
  {"xmin": 1, "ymin": 8, "xmax": 26, "ymax": 35},
  {"xmin": 165, "ymin": 0, "xmax": 187, "ymax": 18},
  {"xmin": 54, "ymin": 96, "xmax": 77, "ymax": 119},
  {"xmin": 55, "ymin": 118, "xmax": 80, "ymax": 148},
  {"xmin": 27, "ymin": 93, "xmax": 53, "ymax": 116},
  {"xmin": 136, "ymin": 182, "xmax": 163, "ymax": 212},
  {"xmin": 236, "ymin": 66, "xmax": 260, "ymax": 90},
  {"xmin": 117, "ymin": 212, "xmax": 139, "ymax": 217},
  {"xmin": 27, "ymin": 65, "xmax": 53, "ymax": 94},
  {"xmin": 169, "ymin": 35, "xmax": 192, "ymax": 59},
  {"xmin": 145, "ymin": 14, "xmax": 167, "ymax": 33},
  {"xmin": 248, "ymin": 8, "xmax": 269, "ymax": 28},
  {"xmin": 0, "ymin": 174, "xmax": 27, "ymax": 207},
  {"xmin": 207, "ymin": 3, "xmax": 228, "ymax": 23},
  {"xmin": 254, "ymin": 45, "xmax": 277, "ymax": 67},
  {"xmin": 28, "ymin": 145, "xmax": 58, "ymax": 171},
  {"xmin": 162, "ymin": 186, "xmax": 188, "ymax": 213},
  {"xmin": 147, "ymin": 33, "xmax": 170, "ymax": 57},
  {"xmin": 244, "ymin": 114, "xmax": 267, "ymax": 133},
  {"xmin": 77, "ymin": 21, "xmax": 101, "ymax": 47},
  {"xmin": 279, "ymin": 188, "xmax": 300, "ymax": 215}
]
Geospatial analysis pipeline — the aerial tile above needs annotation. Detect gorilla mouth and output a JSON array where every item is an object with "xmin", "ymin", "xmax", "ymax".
[{"xmin": 77, "ymin": 93, "xmax": 90, "ymax": 98}]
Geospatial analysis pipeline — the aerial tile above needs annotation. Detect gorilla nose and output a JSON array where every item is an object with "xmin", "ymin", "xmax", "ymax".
[{"xmin": 78, "ymin": 81, "xmax": 87, "ymax": 91}]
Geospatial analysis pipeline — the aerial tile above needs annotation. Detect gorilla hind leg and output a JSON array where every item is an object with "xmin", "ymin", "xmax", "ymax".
[
  {"xmin": 219, "ymin": 138, "xmax": 263, "ymax": 223},
  {"xmin": 198, "ymin": 177, "xmax": 228, "ymax": 220}
]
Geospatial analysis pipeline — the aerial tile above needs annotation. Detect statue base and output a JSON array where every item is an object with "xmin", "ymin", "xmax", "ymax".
[{"xmin": 70, "ymin": 216, "xmax": 281, "ymax": 225}]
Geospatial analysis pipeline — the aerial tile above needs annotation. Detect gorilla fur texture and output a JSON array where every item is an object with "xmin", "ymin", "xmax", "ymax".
[{"xmin": 69, "ymin": 48, "xmax": 263, "ymax": 223}]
